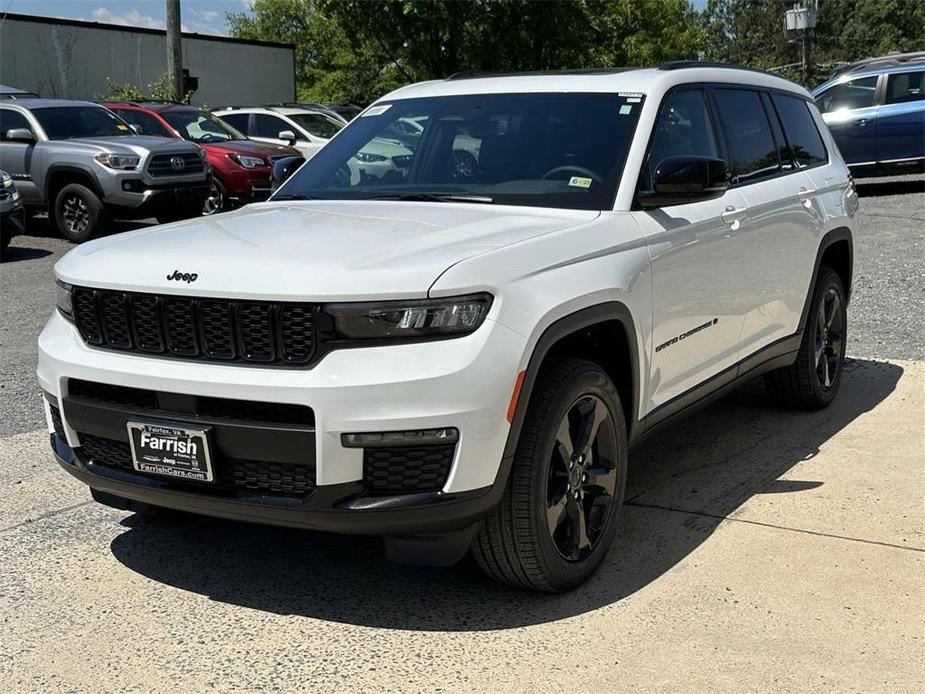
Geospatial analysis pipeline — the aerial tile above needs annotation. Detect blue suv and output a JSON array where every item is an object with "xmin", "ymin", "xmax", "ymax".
[{"xmin": 813, "ymin": 55, "xmax": 924, "ymax": 177}]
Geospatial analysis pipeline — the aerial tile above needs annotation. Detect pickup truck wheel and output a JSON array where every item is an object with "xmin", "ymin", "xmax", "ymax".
[
  {"xmin": 764, "ymin": 268, "xmax": 848, "ymax": 409},
  {"xmin": 54, "ymin": 183, "xmax": 107, "ymax": 243},
  {"xmin": 472, "ymin": 358, "xmax": 627, "ymax": 592}
]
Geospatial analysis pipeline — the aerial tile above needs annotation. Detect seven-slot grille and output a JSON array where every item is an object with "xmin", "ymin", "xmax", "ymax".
[
  {"xmin": 72, "ymin": 288, "xmax": 316, "ymax": 365},
  {"xmin": 146, "ymin": 152, "xmax": 205, "ymax": 177}
]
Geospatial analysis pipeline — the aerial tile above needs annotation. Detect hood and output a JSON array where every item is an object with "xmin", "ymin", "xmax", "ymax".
[
  {"xmin": 56, "ymin": 200, "xmax": 598, "ymax": 301},
  {"xmin": 201, "ymin": 140, "xmax": 299, "ymax": 159},
  {"xmin": 58, "ymin": 136, "xmax": 203, "ymax": 157}
]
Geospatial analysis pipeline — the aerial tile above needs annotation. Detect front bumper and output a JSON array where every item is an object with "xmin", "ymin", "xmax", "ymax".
[
  {"xmin": 104, "ymin": 176, "xmax": 211, "ymax": 214},
  {"xmin": 38, "ymin": 310, "xmax": 525, "ymax": 534},
  {"xmin": 0, "ymin": 197, "xmax": 26, "ymax": 239}
]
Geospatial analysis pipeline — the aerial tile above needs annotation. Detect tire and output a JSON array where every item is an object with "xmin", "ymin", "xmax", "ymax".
[
  {"xmin": 764, "ymin": 268, "xmax": 848, "ymax": 409},
  {"xmin": 157, "ymin": 203, "xmax": 203, "ymax": 225},
  {"xmin": 472, "ymin": 358, "xmax": 628, "ymax": 592},
  {"xmin": 202, "ymin": 178, "xmax": 227, "ymax": 216},
  {"xmin": 53, "ymin": 183, "xmax": 108, "ymax": 243}
]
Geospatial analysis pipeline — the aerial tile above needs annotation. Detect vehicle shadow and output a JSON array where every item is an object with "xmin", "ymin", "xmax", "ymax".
[
  {"xmin": 18, "ymin": 213, "xmax": 158, "ymax": 240},
  {"xmin": 109, "ymin": 358, "xmax": 903, "ymax": 631},
  {"xmin": 856, "ymin": 178, "xmax": 925, "ymax": 197},
  {"xmin": 0, "ymin": 245, "xmax": 53, "ymax": 263}
]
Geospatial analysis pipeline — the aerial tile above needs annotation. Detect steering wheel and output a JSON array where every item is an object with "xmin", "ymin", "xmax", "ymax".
[{"xmin": 541, "ymin": 165, "xmax": 602, "ymax": 183}]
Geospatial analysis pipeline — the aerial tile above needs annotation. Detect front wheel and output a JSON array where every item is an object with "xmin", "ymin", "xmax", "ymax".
[
  {"xmin": 202, "ymin": 179, "xmax": 226, "ymax": 216},
  {"xmin": 472, "ymin": 358, "xmax": 627, "ymax": 592},
  {"xmin": 54, "ymin": 183, "xmax": 108, "ymax": 243},
  {"xmin": 764, "ymin": 268, "xmax": 848, "ymax": 409}
]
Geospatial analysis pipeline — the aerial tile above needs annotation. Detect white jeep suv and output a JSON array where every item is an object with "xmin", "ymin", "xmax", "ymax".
[{"xmin": 39, "ymin": 63, "xmax": 857, "ymax": 591}]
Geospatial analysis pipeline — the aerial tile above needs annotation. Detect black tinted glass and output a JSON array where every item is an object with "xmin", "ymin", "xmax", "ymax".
[
  {"xmin": 253, "ymin": 114, "xmax": 290, "ymax": 138},
  {"xmin": 712, "ymin": 89, "xmax": 779, "ymax": 184},
  {"xmin": 771, "ymin": 94, "xmax": 827, "ymax": 168},
  {"xmin": 885, "ymin": 71, "xmax": 924, "ymax": 105},
  {"xmin": 274, "ymin": 93, "xmax": 644, "ymax": 211},
  {"xmin": 162, "ymin": 110, "xmax": 244, "ymax": 142},
  {"xmin": 217, "ymin": 112, "xmax": 249, "ymax": 133},
  {"xmin": 0, "ymin": 109, "xmax": 31, "ymax": 137},
  {"xmin": 645, "ymin": 89, "xmax": 718, "ymax": 189},
  {"xmin": 32, "ymin": 106, "xmax": 130, "ymax": 139}
]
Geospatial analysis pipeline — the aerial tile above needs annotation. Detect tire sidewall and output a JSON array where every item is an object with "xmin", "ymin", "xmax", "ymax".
[
  {"xmin": 203, "ymin": 178, "xmax": 226, "ymax": 216},
  {"xmin": 526, "ymin": 364, "xmax": 628, "ymax": 589},
  {"xmin": 54, "ymin": 183, "xmax": 104, "ymax": 243}
]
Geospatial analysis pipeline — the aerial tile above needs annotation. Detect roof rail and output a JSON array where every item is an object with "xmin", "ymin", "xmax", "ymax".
[
  {"xmin": 829, "ymin": 51, "xmax": 925, "ymax": 78},
  {"xmin": 446, "ymin": 67, "xmax": 635, "ymax": 80},
  {"xmin": 658, "ymin": 60, "xmax": 782, "ymax": 78}
]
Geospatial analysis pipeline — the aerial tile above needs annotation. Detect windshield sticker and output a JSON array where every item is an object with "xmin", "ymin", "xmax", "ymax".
[
  {"xmin": 618, "ymin": 92, "xmax": 644, "ymax": 98},
  {"xmin": 568, "ymin": 176, "xmax": 592, "ymax": 189},
  {"xmin": 362, "ymin": 104, "xmax": 392, "ymax": 117},
  {"xmin": 627, "ymin": 97, "xmax": 641, "ymax": 103},
  {"xmin": 619, "ymin": 104, "xmax": 633, "ymax": 115}
]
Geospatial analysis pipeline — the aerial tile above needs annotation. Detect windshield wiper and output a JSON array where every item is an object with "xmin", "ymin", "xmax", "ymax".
[{"xmin": 361, "ymin": 192, "xmax": 494, "ymax": 204}]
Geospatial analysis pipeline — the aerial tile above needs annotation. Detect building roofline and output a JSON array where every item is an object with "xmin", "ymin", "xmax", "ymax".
[{"xmin": 0, "ymin": 11, "xmax": 295, "ymax": 51}]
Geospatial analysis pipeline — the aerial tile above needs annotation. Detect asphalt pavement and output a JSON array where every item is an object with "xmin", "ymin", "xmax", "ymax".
[{"xmin": 0, "ymin": 180, "xmax": 923, "ymax": 693}]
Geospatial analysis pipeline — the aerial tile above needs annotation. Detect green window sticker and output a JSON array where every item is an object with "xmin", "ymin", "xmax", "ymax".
[
  {"xmin": 619, "ymin": 104, "xmax": 633, "ymax": 115},
  {"xmin": 568, "ymin": 176, "xmax": 592, "ymax": 189}
]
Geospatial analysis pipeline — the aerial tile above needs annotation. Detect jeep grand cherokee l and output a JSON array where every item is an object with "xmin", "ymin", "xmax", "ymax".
[
  {"xmin": 39, "ymin": 63, "xmax": 856, "ymax": 591},
  {"xmin": 0, "ymin": 99, "xmax": 210, "ymax": 242}
]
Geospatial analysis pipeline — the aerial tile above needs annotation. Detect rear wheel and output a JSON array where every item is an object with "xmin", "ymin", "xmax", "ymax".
[
  {"xmin": 54, "ymin": 183, "xmax": 108, "ymax": 243},
  {"xmin": 764, "ymin": 268, "xmax": 848, "ymax": 409},
  {"xmin": 472, "ymin": 358, "xmax": 627, "ymax": 592}
]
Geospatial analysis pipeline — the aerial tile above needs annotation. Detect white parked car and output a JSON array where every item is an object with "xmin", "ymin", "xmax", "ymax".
[
  {"xmin": 214, "ymin": 105, "xmax": 344, "ymax": 160},
  {"xmin": 40, "ymin": 63, "xmax": 857, "ymax": 592}
]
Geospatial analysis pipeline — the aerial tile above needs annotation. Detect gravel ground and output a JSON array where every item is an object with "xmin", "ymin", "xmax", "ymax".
[{"xmin": 1, "ymin": 178, "xmax": 923, "ymax": 436}]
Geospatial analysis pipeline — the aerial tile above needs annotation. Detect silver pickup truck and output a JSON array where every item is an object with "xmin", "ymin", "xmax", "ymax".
[{"xmin": 0, "ymin": 99, "xmax": 211, "ymax": 242}]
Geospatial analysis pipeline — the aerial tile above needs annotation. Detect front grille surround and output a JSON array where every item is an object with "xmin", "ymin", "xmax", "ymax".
[
  {"xmin": 71, "ymin": 287, "xmax": 316, "ymax": 367},
  {"xmin": 147, "ymin": 152, "xmax": 205, "ymax": 178}
]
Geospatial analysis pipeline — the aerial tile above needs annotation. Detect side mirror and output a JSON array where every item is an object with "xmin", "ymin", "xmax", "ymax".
[
  {"xmin": 638, "ymin": 156, "xmax": 729, "ymax": 208},
  {"xmin": 271, "ymin": 155, "xmax": 305, "ymax": 191},
  {"xmin": 5, "ymin": 128, "xmax": 35, "ymax": 142},
  {"xmin": 278, "ymin": 129, "xmax": 297, "ymax": 145}
]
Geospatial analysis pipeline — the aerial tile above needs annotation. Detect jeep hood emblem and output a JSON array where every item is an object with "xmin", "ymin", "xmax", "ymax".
[{"xmin": 167, "ymin": 270, "xmax": 198, "ymax": 283}]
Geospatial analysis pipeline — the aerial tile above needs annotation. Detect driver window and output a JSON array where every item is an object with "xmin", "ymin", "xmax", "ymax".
[
  {"xmin": 644, "ymin": 89, "xmax": 718, "ymax": 190},
  {"xmin": 0, "ymin": 109, "xmax": 32, "ymax": 139}
]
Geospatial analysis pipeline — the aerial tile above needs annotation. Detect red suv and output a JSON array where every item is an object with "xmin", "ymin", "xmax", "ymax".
[{"xmin": 102, "ymin": 103, "xmax": 299, "ymax": 215}]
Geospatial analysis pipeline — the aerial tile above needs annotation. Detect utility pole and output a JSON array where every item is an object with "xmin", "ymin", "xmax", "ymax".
[
  {"xmin": 166, "ymin": 0, "xmax": 183, "ymax": 101},
  {"xmin": 785, "ymin": 1, "xmax": 817, "ymax": 85}
]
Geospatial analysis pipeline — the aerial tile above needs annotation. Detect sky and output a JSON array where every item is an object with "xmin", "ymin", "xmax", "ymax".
[{"xmin": 0, "ymin": 0, "xmax": 252, "ymax": 36}]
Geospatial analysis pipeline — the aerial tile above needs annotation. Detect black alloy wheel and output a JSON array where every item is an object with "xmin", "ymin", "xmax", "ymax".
[{"xmin": 546, "ymin": 394, "xmax": 618, "ymax": 562}]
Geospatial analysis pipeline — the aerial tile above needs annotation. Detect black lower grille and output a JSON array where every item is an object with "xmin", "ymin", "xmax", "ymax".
[
  {"xmin": 67, "ymin": 379, "xmax": 314, "ymax": 426},
  {"xmin": 363, "ymin": 445, "xmax": 455, "ymax": 495},
  {"xmin": 79, "ymin": 433, "xmax": 315, "ymax": 498},
  {"xmin": 70, "ymin": 287, "xmax": 316, "ymax": 366}
]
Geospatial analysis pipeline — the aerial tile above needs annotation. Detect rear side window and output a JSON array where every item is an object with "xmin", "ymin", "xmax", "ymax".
[
  {"xmin": 252, "ymin": 114, "xmax": 291, "ymax": 139},
  {"xmin": 885, "ymin": 71, "xmax": 924, "ymax": 105},
  {"xmin": 218, "ymin": 112, "xmax": 249, "ymax": 133},
  {"xmin": 711, "ymin": 88, "xmax": 779, "ymax": 185},
  {"xmin": 771, "ymin": 94, "xmax": 827, "ymax": 168},
  {"xmin": 644, "ymin": 88, "xmax": 719, "ymax": 189},
  {"xmin": 816, "ymin": 76, "xmax": 878, "ymax": 113}
]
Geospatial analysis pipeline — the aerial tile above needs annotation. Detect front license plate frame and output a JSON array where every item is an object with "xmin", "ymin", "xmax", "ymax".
[{"xmin": 127, "ymin": 421, "xmax": 214, "ymax": 483}]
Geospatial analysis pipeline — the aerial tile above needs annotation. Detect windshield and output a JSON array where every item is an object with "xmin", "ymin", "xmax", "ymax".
[
  {"xmin": 162, "ymin": 110, "xmax": 246, "ymax": 142},
  {"xmin": 32, "ymin": 106, "xmax": 132, "ymax": 139},
  {"xmin": 273, "ymin": 93, "xmax": 644, "ymax": 210},
  {"xmin": 287, "ymin": 112, "xmax": 343, "ymax": 139}
]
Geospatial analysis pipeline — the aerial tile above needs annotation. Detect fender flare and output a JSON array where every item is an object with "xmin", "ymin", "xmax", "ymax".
[
  {"xmin": 489, "ymin": 302, "xmax": 640, "ymax": 498},
  {"xmin": 44, "ymin": 164, "xmax": 105, "ymax": 203},
  {"xmin": 797, "ymin": 226, "xmax": 853, "ymax": 334}
]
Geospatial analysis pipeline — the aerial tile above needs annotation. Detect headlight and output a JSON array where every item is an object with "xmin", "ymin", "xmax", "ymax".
[
  {"xmin": 94, "ymin": 152, "xmax": 140, "ymax": 170},
  {"xmin": 55, "ymin": 280, "xmax": 74, "ymax": 322},
  {"xmin": 228, "ymin": 154, "xmax": 266, "ymax": 168},
  {"xmin": 324, "ymin": 294, "xmax": 492, "ymax": 340},
  {"xmin": 353, "ymin": 151, "xmax": 388, "ymax": 163}
]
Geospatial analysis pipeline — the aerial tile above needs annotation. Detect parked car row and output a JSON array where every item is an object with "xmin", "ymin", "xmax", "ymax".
[{"xmin": 0, "ymin": 95, "xmax": 355, "ymax": 244}]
